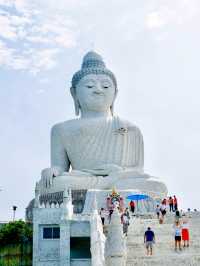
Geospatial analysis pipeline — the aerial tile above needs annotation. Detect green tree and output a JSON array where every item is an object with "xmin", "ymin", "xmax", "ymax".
[{"xmin": 0, "ymin": 220, "xmax": 32, "ymax": 246}]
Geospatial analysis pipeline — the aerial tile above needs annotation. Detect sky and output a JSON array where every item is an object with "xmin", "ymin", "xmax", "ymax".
[{"xmin": 0, "ymin": 0, "xmax": 200, "ymax": 221}]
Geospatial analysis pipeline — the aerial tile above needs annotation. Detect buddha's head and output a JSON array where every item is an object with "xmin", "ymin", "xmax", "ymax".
[{"xmin": 70, "ymin": 51, "xmax": 118, "ymax": 116}]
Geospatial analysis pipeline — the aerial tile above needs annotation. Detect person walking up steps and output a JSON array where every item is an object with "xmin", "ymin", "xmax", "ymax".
[
  {"xmin": 174, "ymin": 210, "xmax": 181, "ymax": 224},
  {"xmin": 155, "ymin": 204, "xmax": 160, "ymax": 219},
  {"xmin": 100, "ymin": 207, "xmax": 106, "ymax": 225},
  {"xmin": 144, "ymin": 227, "xmax": 155, "ymax": 256},
  {"xmin": 122, "ymin": 212, "xmax": 130, "ymax": 236},
  {"xmin": 160, "ymin": 200, "xmax": 167, "ymax": 223}
]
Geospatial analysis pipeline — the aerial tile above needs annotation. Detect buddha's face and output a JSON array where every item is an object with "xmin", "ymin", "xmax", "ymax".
[{"xmin": 75, "ymin": 74, "xmax": 116, "ymax": 113}]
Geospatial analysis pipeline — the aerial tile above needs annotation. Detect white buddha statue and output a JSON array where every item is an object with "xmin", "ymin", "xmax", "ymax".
[{"xmin": 40, "ymin": 51, "xmax": 167, "ymax": 198}]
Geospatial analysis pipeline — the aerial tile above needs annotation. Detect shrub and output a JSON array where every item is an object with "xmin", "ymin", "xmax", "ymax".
[{"xmin": 0, "ymin": 220, "xmax": 32, "ymax": 246}]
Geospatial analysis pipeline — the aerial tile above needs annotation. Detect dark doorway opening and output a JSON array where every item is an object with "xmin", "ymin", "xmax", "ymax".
[{"xmin": 70, "ymin": 237, "xmax": 91, "ymax": 259}]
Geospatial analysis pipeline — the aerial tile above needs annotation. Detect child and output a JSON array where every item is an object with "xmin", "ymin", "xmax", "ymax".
[
  {"xmin": 182, "ymin": 219, "xmax": 190, "ymax": 247},
  {"xmin": 173, "ymin": 221, "xmax": 182, "ymax": 251},
  {"xmin": 156, "ymin": 205, "xmax": 160, "ymax": 219}
]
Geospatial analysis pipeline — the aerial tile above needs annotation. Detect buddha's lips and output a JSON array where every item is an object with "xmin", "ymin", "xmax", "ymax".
[{"xmin": 92, "ymin": 92, "xmax": 105, "ymax": 96}]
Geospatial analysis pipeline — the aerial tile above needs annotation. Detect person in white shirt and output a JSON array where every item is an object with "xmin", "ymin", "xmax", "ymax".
[{"xmin": 99, "ymin": 208, "xmax": 107, "ymax": 225}]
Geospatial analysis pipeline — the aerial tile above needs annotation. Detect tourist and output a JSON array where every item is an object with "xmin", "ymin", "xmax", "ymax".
[
  {"xmin": 155, "ymin": 204, "xmax": 160, "ymax": 219},
  {"xmin": 168, "ymin": 196, "xmax": 173, "ymax": 212},
  {"xmin": 173, "ymin": 195, "xmax": 178, "ymax": 211},
  {"xmin": 122, "ymin": 213, "xmax": 130, "ymax": 236},
  {"xmin": 108, "ymin": 209, "xmax": 113, "ymax": 223},
  {"xmin": 99, "ymin": 208, "xmax": 106, "ymax": 225},
  {"xmin": 160, "ymin": 201, "xmax": 167, "ymax": 218},
  {"xmin": 144, "ymin": 227, "xmax": 155, "ymax": 256},
  {"xmin": 124, "ymin": 207, "xmax": 130, "ymax": 219},
  {"xmin": 174, "ymin": 210, "xmax": 181, "ymax": 224},
  {"xmin": 182, "ymin": 219, "xmax": 190, "ymax": 247},
  {"xmin": 129, "ymin": 200, "xmax": 135, "ymax": 214},
  {"xmin": 162, "ymin": 198, "xmax": 167, "ymax": 205},
  {"xmin": 173, "ymin": 221, "xmax": 182, "ymax": 251}
]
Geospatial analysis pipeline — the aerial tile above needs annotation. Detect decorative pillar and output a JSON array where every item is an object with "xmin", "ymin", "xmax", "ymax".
[
  {"xmin": 32, "ymin": 208, "xmax": 39, "ymax": 266},
  {"xmin": 60, "ymin": 217, "xmax": 70, "ymax": 266},
  {"xmin": 105, "ymin": 207, "xmax": 127, "ymax": 266},
  {"xmin": 59, "ymin": 188, "xmax": 73, "ymax": 266},
  {"xmin": 62, "ymin": 188, "xmax": 73, "ymax": 219},
  {"xmin": 34, "ymin": 182, "xmax": 40, "ymax": 208},
  {"xmin": 90, "ymin": 195, "xmax": 106, "ymax": 266}
]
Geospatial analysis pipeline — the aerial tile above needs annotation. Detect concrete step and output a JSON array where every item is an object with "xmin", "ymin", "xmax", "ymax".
[
  {"xmin": 125, "ymin": 213, "xmax": 200, "ymax": 265},
  {"xmin": 126, "ymin": 254, "xmax": 200, "ymax": 266}
]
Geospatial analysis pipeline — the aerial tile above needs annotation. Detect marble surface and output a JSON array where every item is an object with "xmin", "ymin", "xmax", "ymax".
[
  {"xmin": 38, "ymin": 51, "xmax": 167, "ymax": 199},
  {"xmin": 126, "ymin": 212, "xmax": 200, "ymax": 266}
]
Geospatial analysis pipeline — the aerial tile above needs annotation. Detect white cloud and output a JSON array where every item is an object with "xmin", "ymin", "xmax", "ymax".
[
  {"xmin": 0, "ymin": 0, "xmax": 77, "ymax": 73},
  {"xmin": 0, "ymin": 0, "xmax": 13, "ymax": 7},
  {"xmin": 0, "ymin": 15, "xmax": 17, "ymax": 39},
  {"xmin": 146, "ymin": 12, "xmax": 166, "ymax": 29},
  {"xmin": 0, "ymin": 39, "xmax": 59, "ymax": 72},
  {"xmin": 0, "ymin": 0, "xmax": 199, "ymax": 73},
  {"xmin": 0, "ymin": 40, "xmax": 14, "ymax": 65},
  {"xmin": 145, "ymin": 1, "xmax": 199, "ymax": 30}
]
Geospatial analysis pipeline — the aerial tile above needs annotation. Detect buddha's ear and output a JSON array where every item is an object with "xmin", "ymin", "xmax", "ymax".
[
  {"xmin": 70, "ymin": 86, "xmax": 80, "ymax": 116},
  {"xmin": 110, "ymin": 88, "xmax": 118, "ymax": 116}
]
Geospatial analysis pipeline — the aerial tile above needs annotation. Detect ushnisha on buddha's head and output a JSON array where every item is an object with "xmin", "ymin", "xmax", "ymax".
[{"xmin": 70, "ymin": 51, "xmax": 118, "ymax": 117}]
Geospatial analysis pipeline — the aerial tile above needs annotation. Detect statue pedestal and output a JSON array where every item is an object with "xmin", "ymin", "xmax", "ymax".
[
  {"xmin": 38, "ymin": 171, "xmax": 167, "ymax": 214},
  {"xmin": 82, "ymin": 189, "xmax": 159, "ymax": 214}
]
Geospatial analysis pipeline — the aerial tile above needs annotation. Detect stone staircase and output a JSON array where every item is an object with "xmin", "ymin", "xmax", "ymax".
[{"xmin": 126, "ymin": 212, "xmax": 200, "ymax": 266}]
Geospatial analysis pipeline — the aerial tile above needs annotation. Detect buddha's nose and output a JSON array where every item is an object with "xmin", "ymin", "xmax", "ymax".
[{"xmin": 93, "ymin": 83, "xmax": 103, "ymax": 94}]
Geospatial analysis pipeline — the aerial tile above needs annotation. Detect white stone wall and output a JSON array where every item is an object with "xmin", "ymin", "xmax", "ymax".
[{"xmin": 33, "ymin": 207, "xmax": 91, "ymax": 266}]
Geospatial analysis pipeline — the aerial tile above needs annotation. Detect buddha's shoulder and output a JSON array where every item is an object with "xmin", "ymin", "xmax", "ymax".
[
  {"xmin": 115, "ymin": 116, "xmax": 142, "ymax": 133},
  {"xmin": 51, "ymin": 117, "xmax": 142, "ymax": 136},
  {"xmin": 51, "ymin": 119, "xmax": 85, "ymax": 135}
]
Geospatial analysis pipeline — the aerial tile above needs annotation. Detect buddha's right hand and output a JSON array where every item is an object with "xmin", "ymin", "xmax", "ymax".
[{"xmin": 41, "ymin": 166, "xmax": 63, "ymax": 188}]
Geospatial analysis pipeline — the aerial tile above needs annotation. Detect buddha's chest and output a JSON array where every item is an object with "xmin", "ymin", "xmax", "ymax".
[{"xmin": 62, "ymin": 118, "xmax": 139, "ymax": 162}]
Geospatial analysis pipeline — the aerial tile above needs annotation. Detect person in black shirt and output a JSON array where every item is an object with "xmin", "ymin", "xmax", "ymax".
[{"xmin": 144, "ymin": 227, "xmax": 155, "ymax": 255}]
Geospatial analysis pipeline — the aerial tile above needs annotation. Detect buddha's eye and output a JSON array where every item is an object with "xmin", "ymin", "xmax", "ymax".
[
  {"xmin": 102, "ymin": 84, "xmax": 110, "ymax": 89},
  {"xmin": 87, "ymin": 85, "xmax": 94, "ymax": 88}
]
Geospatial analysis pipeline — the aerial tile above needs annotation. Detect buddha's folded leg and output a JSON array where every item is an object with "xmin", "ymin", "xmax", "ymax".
[{"xmin": 52, "ymin": 174, "xmax": 103, "ymax": 190}]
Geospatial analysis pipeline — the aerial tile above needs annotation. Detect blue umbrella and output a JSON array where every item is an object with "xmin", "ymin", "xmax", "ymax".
[
  {"xmin": 126, "ymin": 194, "xmax": 150, "ymax": 212},
  {"xmin": 127, "ymin": 194, "xmax": 149, "ymax": 201}
]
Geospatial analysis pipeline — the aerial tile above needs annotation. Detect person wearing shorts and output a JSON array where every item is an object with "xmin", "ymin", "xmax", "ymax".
[
  {"xmin": 173, "ymin": 221, "xmax": 182, "ymax": 251},
  {"xmin": 182, "ymin": 219, "xmax": 190, "ymax": 247},
  {"xmin": 144, "ymin": 227, "xmax": 155, "ymax": 255}
]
